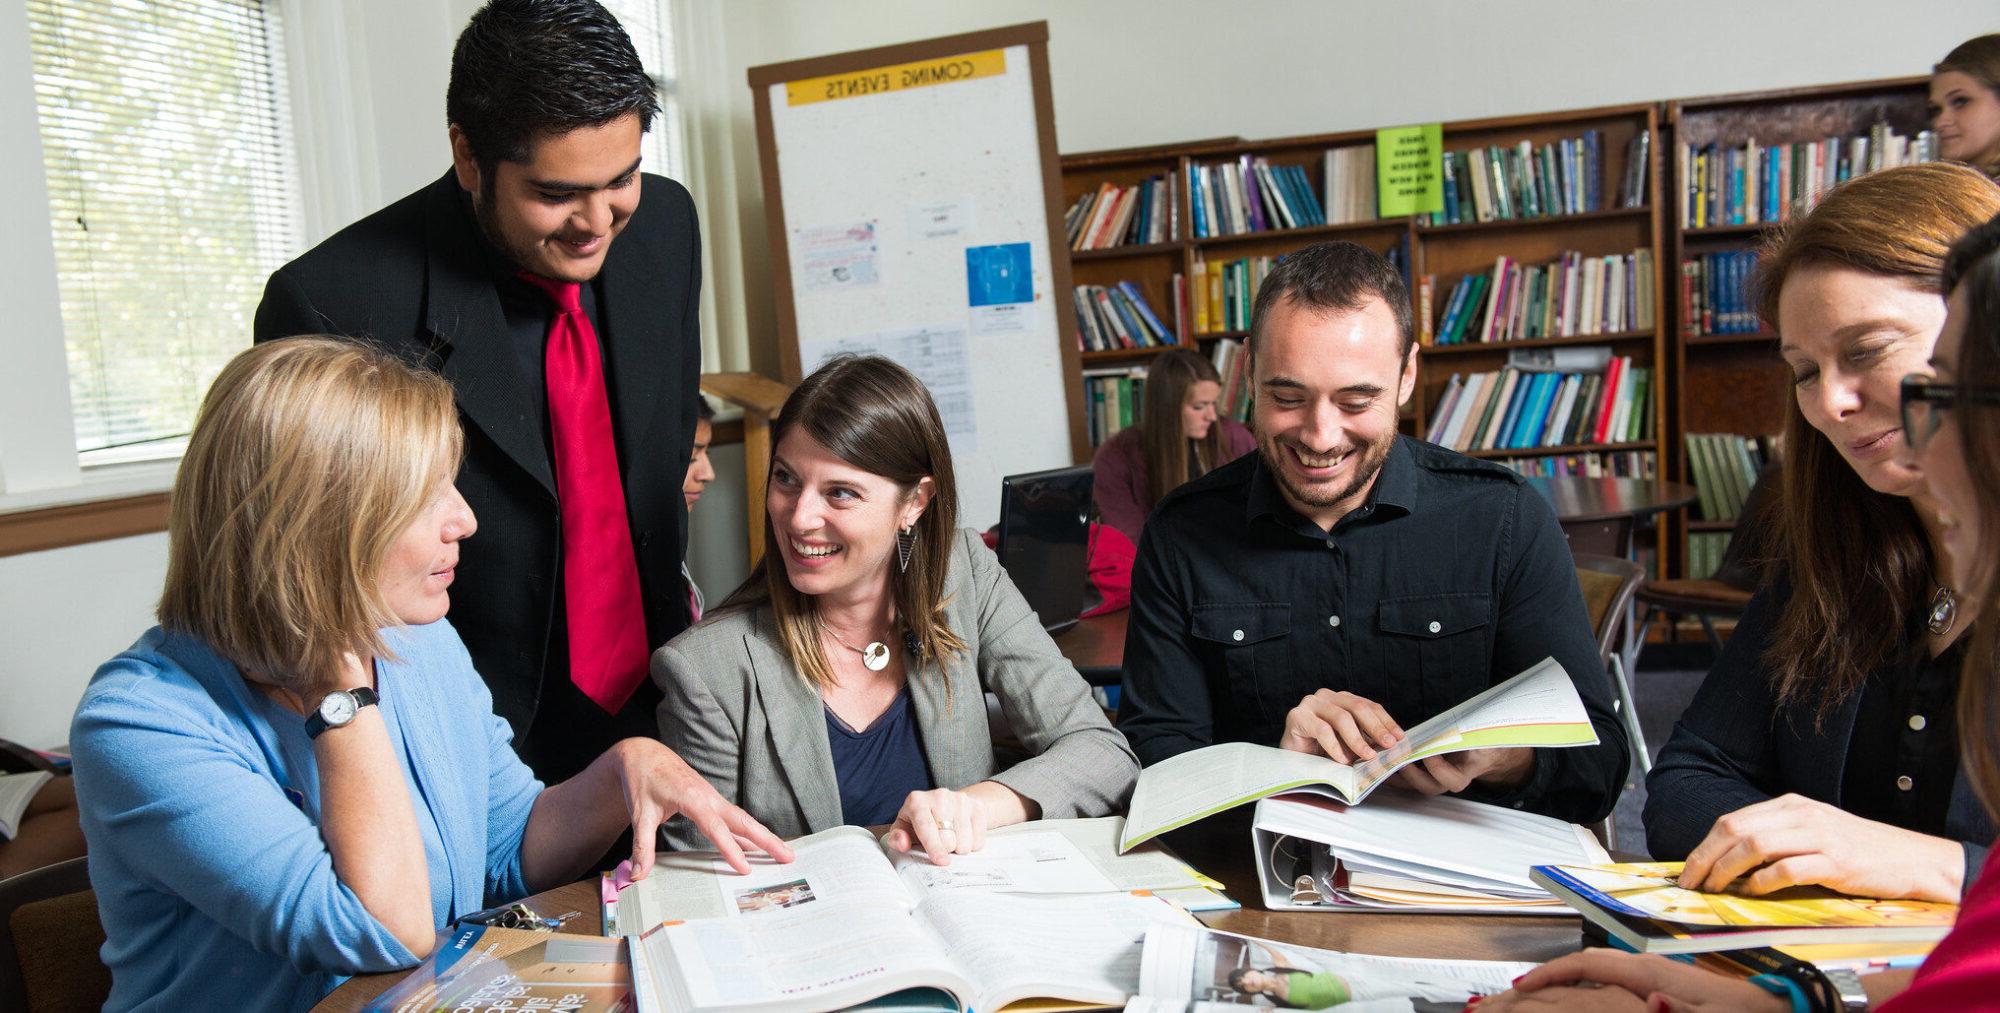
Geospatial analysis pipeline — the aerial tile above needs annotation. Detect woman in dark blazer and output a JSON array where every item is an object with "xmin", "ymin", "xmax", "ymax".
[
  {"xmin": 655, "ymin": 356, "xmax": 1137, "ymax": 863},
  {"xmin": 1645, "ymin": 163, "xmax": 2000, "ymax": 903}
]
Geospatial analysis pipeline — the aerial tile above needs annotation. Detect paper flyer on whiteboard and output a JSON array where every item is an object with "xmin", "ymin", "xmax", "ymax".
[
  {"xmin": 801, "ymin": 326, "xmax": 978, "ymax": 454},
  {"xmin": 907, "ymin": 198, "xmax": 973, "ymax": 240},
  {"xmin": 965, "ymin": 241, "xmax": 1035, "ymax": 334},
  {"xmin": 796, "ymin": 221, "xmax": 881, "ymax": 289}
]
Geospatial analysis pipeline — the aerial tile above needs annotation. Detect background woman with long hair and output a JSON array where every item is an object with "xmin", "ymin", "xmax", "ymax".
[
  {"xmin": 1091, "ymin": 348, "xmax": 1255, "ymax": 544},
  {"xmin": 1934, "ymin": 34, "xmax": 2000, "ymax": 180}
]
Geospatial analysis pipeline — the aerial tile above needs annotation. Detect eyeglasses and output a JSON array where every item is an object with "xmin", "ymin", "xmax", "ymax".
[{"xmin": 1900, "ymin": 373, "xmax": 2000, "ymax": 451}]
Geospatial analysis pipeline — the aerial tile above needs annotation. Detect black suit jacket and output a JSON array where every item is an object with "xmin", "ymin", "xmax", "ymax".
[{"xmin": 253, "ymin": 169, "xmax": 701, "ymax": 778}]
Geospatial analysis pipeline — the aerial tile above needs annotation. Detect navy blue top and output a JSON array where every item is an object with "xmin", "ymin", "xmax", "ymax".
[{"xmin": 825, "ymin": 687, "xmax": 934, "ymax": 827}]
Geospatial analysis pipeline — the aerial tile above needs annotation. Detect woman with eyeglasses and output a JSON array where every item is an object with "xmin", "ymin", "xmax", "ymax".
[{"xmin": 1641, "ymin": 162, "xmax": 2000, "ymax": 909}]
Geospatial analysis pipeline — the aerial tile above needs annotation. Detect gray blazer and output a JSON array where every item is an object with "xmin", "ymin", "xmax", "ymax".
[{"xmin": 654, "ymin": 528, "xmax": 1137, "ymax": 847}]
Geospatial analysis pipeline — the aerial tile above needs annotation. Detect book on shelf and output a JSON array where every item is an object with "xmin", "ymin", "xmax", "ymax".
[
  {"xmin": 1065, "ymin": 172, "xmax": 1179, "ymax": 250},
  {"xmin": 1083, "ymin": 367, "xmax": 1146, "ymax": 446},
  {"xmin": 1530, "ymin": 862, "xmax": 1957, "ymax": 955},
  {"xmin": 1428, "ymin": 249, "xmax": 1656, "ymax": 345},
  {"xmin": 1681, "ymin": 249, "xmax": 1762, "ymax": 335},
  {"xmin": 1075, "ymin": 282, "xmax": 1173, "ymax": 352},
  {"xmin": 1210, "ymin": 338, "xmax": 1254, "ymax": 423},
  {"xmin": 1680, "ymin": 124, "xmax": 1938, "ymax": 230},
  {"xmin": 1498, "ymin": 449, "xmax": 1657, "ymax": 480},
  {"xmin": 1683, "ymin": 432, "xmax": 1773, "ymax": 521},
  {"xmin": 1424, "ymin": 128, "xmax": 1629, "ymax": 227},
  {"xmin": 1188, "ymin": 155, "xmax": 1326, "ymax": 238},
  {"xmin": 1119, "ymin": 657, "xmax": 1598, "ymax": 851},
  {"xmin": 1687, "ymin": 531, "xmax": 1734, "ymax": 580},
  {"xmin": 1192, "ymin": 255, "xmax": 1277, "ymax": 334},
  {"xmin": 1252, "ymin": 791, "xmax": 1609, "ymax": 916},
  {"xmin": 1321, "ymin": 143, "xmax": 1381, "ymax": 224},
  {"xmin": 1424, "ymin": 354, "xmax": 1652, "ymax": 453},
  {"xmin": 364, "ymin": 924, "xmax": 632, "ymax": 1013},
  {"xmin": 611, "ymin": 819, "xmax": 1213, "ymax": 1013}
]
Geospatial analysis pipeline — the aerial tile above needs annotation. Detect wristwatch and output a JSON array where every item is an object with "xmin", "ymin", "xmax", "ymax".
[
  {"xmin": 304, "ymin": 687, "xmax": 379, "ymax": 739},
  {"xmin": 1821, "ymin": 969, "xmax": 1868, "ymax": 1013}
]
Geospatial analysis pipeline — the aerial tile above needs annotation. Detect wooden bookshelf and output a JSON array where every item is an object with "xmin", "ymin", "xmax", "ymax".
[{"xmin": 1663, "ymin": 75, "xmax": 1931, "ymax": 576}]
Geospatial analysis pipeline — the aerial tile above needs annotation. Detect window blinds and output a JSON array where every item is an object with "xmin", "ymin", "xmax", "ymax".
[
  {"xmin": 27, "ymin": 0, "xmax": 298, "ymax": 454},
  {"xmin": 600, "ymin": 0, "xmax": 685, "ymax": 181}
]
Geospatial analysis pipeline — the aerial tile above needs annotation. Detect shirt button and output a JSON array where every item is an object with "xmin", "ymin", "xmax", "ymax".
[
  {"xmin": 1909, "ymin": 714, "xmax": 1928, "ymax": 731},
  {"xmin": 1328, "ymin": 615, "xmax": 1342, "ymax": 628},
  {"xmin": 1896, "ymin": 775, "xmax": 1915, "ymax": 792},
  {"xmin": 1428, "ymin": 620, "xmax": 1442, "ymax": 634},
  {"xmin": 1233, "ymin": 629, "xmax": 1244, "ymax": 642}
]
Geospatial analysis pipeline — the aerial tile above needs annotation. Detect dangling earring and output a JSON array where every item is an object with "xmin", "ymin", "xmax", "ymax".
[{"xmin": 897, "ymin": 524, "xmax": 916, "ymax": 573}]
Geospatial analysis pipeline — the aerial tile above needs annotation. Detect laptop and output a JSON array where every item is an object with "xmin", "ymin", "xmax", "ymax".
[{"xmin": 994, "ymin": 465, "xmax": 1095, "ymax": 636}]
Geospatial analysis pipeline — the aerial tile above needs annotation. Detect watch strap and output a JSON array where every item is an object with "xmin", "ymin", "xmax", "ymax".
[{"xmin": 304, "ymin": 686, "xmax": 380, "ymax": 739}]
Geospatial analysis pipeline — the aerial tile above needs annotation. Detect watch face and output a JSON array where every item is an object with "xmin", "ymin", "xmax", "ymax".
[{"xmin": 319, "ymin": 691, "xmax": 358, "ymax": 727}]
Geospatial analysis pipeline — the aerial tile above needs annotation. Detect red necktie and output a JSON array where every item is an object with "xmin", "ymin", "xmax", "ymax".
[{"xmin": 518, "ymin": 272, "xmax": 650, "ymax": 713}]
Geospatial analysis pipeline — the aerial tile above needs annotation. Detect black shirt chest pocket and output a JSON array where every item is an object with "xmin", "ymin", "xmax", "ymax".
[
  {"xmin": 1377, "ymin": 593, "xmax": 1493, "ymax": 715},
  {"xmin": 1190, "ymin": 603, "xmax": 1294, "ymax": 732}
]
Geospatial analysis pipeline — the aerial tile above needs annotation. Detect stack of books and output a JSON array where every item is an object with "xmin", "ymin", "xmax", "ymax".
[
  {"xmin": 1424, "ymin": 129, "xmax": 1640, "ymax": 226},
  {"xmin": 1081, "ymin": 368, "xmax": 1145, "ymax": 446},
  {"xmin": 1428, "ymin": 249, "xmax": 1656, "ymax": 346},
  {"xmin": 1681, "ymin": 250, "xmax": 1762, "ymax": 336},
  {"xmin": 1187, "ymin": 155, "xmax": 1326, "ymax": 238},
  {"xmin": 1425, "ymin": 354, "xmax": 1652, "ymax": 453},
  {"xmin": 1064, "ymin": 173, "xmax": 1178, "ymax": 250},
  {"xmin": 1499, "ymin": 450, "xmax": 1657, "ymax": 480},
  {"xmin": 1073, "ymin": 282, "xmax": 1175, "ymax": 352},
  {"xmin": 1684, "ymin": 432, "xmax": 1773, "ymax": 578},
  {"xmin": 1191, "ymin": 254, "xmax": 1277, "ymax": 334},
  {"xmin": 1321, "ymin": 143, "xmax": 1381, "ymax": 224},
  {"xmin": 1679, "ymin": 124, "xmax": 1938, "ymax": 229}
]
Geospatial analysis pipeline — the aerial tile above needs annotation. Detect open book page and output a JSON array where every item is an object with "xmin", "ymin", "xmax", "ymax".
[
  {"xmin": 632, "ymin": 896, "xmax": 965, "ymax": 1013},
  {"xmin": 1122, "ymin": 920, "xmax": 1531, "ymax": 1013},
  {"xmin": 614, "ymin": 825, "xmax": 908, "ymax": 932},
  {"xmin": 974, "ymin": 817, "xmax": 1233, "ymax": 910},
  {"xmin": 1341, "ymin": 657, "xmax": 1595, "ymax": 803},
  {"xmin": 914, "ymin": 891, "xmax": 1188, "ymax": 1012},
  {"xmin": 1538, "ymin": 863, "xmax": 1958, "ymax": 928},
  {"xmin": 889, "ymin": 826, "xmax": 1122, "ymax": 896},
  {"xmin": 1258, "ymin": 791, "xmax": 1608, "ymax": 894},
  {"xmin": 0, "ymin": 770, "xmax": 52, "ymax": 840},
  {"xmin": 1121, "ymin": 657, "xmax": 1595, "ymax": 850}
]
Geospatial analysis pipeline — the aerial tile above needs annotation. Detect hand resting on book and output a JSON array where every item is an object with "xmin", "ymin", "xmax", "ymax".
[
  {"xmin": 1278, "ymin": 688, "xmax": 1533, "ymax": 793},
  {"xmin": 1479, "ymin": 950, "xmax": 1790, "ymax": 1013},
  {"xmin": 883, "ymin": 781, "xmax": 1037, "ymax": 865},
  {"xmin": 1677, "ymin": 793, "xmax": 1964, "ymax": 902}
]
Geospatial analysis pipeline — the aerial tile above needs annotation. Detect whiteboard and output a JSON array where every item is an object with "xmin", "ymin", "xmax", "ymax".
[{"xmin": 751, "ymin": 24, "xmax": 1084, "ymax": 528}]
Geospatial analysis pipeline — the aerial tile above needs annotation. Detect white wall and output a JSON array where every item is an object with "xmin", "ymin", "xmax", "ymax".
[{"xmin": 3, "ymin": 0, "xmax": 1993, "ymax": 747}]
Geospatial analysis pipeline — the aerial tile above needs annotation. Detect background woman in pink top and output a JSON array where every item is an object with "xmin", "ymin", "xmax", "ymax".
[{"xmin": 1091, "ymin": 349, "xmax": 1255, "ymax": 544}]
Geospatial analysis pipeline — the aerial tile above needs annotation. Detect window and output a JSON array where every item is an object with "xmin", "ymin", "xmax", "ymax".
[
  {"xmin": 27, "ymin": 0, "xmax": 299, "ymax": 457},
  {"xmin": 600, "ymin": 0, "xmax": 687, "ymax": 180}
]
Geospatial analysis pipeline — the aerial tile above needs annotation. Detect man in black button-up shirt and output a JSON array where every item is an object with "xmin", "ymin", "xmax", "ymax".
[{"xmin": 1116, "ymin": 241, "xmax": 1628, "ymax": 823}]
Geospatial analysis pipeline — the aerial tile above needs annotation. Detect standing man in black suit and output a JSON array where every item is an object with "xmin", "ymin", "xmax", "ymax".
[{"xmin": 255, "ymin": 0, "xmax": 702, "ymax": 785}]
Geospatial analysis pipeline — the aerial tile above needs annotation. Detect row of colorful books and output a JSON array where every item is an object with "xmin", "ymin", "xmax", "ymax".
[
  {"xmin": 1188, "ymin": 155, "xmax": 1328, "ymax": 238},
  {"xmin": 1423, "ymin": 129, "xmax": 1647, "ymax": 227},
  {"xmin": 1081, "ymin": 368, "xmax": 1146, "ymax": 446},
  {"xmin": 1425, "ymin": 248, "xmax": 1656, "ymax": 346},
  {"xmin": 1495, "ymin": 449, "xmax": 1657, "ymax": 480},
  {"xmin": 1680, "ymin": 250, "xmax": 1762, "ymax": 336},
  {"xmin": 1425, "ymin": 358, "xmax": 1653, "ymax": 453},
  {"xmin": 1210, "ymin": 337, "xmax": 1253, "ymax": 422},
  {"xmin": 1191, "ymin": 255, "xmax": 1275, "ymax": 335},
  {"xmin": 1073, "ymin": 282, "xmax": 1175, "ymax": 352},
  {"xmin": 1064, "ymin": 173, "xmax": 1179, "ymax": 250},
  {"xmin": 1678, "ymin": 124, "xmax": 1937, "ymax": 230},
  {"xmin": 1685, "ymin": 431, "xmax": 1774, "ymax": 521},
  {"xmin": 1686, "ymin": 531, "xmax": 1735, "ymax": 581}
]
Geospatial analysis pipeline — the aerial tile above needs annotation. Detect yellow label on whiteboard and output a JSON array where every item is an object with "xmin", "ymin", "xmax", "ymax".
[{"xmin": 785, "ymin": 49, "xmax": 1006, "ymax": 106}]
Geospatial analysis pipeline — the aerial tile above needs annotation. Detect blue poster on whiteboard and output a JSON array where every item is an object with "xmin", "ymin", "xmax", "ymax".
[{"xmin": 965, "ymin": 242, "xmax": 1032, "ymax": 307}]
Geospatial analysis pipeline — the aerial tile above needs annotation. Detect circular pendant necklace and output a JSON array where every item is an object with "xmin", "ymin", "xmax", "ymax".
[
  {"xmin": 828, "ymin": 627, "xmax": 893, "ymax": 671},
  {"xmin": 1929, "ymin": 585, "xmax": 1959, "ymax": 636}
]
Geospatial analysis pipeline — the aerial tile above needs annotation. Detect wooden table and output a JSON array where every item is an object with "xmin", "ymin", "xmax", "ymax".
[
  {"xmin": 1052, "ymin": 611, "xmax": 1127, "ymax": 685},
  {"xmin": 1524, "ymin": 475, "xmax": 1700, "ymax": 559},
  {"xmin": 315, "ymin": 807, "xmax": 1583, "ymax": 1010}
]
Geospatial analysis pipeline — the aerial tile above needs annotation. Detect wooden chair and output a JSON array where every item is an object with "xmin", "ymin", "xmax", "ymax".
[
  {"xmin": 698, "ymin": 371, "xmax": 793, "ymax": 563},
  {"xmin": 0, "ymin": 857, "xmax": 109, "ymax": 1012},
  {"xmin": 1574, "ymin": 552, "xmax": 1650, "ymax": 775}
]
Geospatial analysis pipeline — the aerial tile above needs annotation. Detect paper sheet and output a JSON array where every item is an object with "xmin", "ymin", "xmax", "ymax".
[
  {"xmin": 800, "ymin": 325, "xmax": 977, "ymax": 454},
  {"xmin": 796, "ymin": 221, "xmax": 881, "ymax": 289}
]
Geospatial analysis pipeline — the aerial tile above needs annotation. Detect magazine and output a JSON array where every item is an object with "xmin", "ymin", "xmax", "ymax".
[
  {"xmin": 1121, "ymin": 921, "xmax": 1533, "ymax": 1013},
  {"xmin": 363, "ymin": 923, "xmax": 632, "ymax": 1013},
  {"xmin": 1121, "ymin": 657, "xmax": 1599, "ymax": 850},
  {"xmin": 619, "ymin": 823, "xmax": 1196, "ymax": 1012}
]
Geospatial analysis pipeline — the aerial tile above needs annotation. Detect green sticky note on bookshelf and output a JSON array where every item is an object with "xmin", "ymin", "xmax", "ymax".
[{"xmin": 1375, "ymin": 123, "xmax": 1444, "ymax": 217}]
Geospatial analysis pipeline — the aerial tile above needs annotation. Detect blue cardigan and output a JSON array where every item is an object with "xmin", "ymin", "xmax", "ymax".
[{"xmin": 71, "ymin": 621, "xmax": 543, "ymax": 1012}]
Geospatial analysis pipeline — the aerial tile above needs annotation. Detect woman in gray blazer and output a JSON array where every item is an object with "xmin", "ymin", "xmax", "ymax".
[{"xmin": 655, "ymin": 355, "xmax": 1137, "ymax": 864}]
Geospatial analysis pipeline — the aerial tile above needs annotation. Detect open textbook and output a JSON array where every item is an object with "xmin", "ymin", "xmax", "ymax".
[
  {"xmin": 607, "ymin": 816, "xmax": 1231, "ymax": 933},
  {"xmin": 1122, "ymin": 921, "xmax": 1533, "ymax": 1013},
  {"xmin": 0, "ymin": 770, "xmax": 52, "ymax": 840},
  {"xmin": 1531, "ymin": 862, "xmax": 1959, "ymax": 954},
  {"xmin": 1121, "ymin": 657, "xmax": 1597, "ymax": 850},
  {"xmin": 618, "ymin": 822, "xmax": 1199, "ymax": 1012},
  {"xmin": 1253, "ymin": 791, "xmax": 1609, "ymax": 915}
]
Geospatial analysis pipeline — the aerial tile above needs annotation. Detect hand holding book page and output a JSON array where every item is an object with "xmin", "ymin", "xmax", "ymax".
[
  {"xmin": 1121, "ymin": 920, "xmax": 1533, "ymax": 1012},
  {"xmin": 1120, "ymin": 657, "xmax": 1597, "ymax": 851}
]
